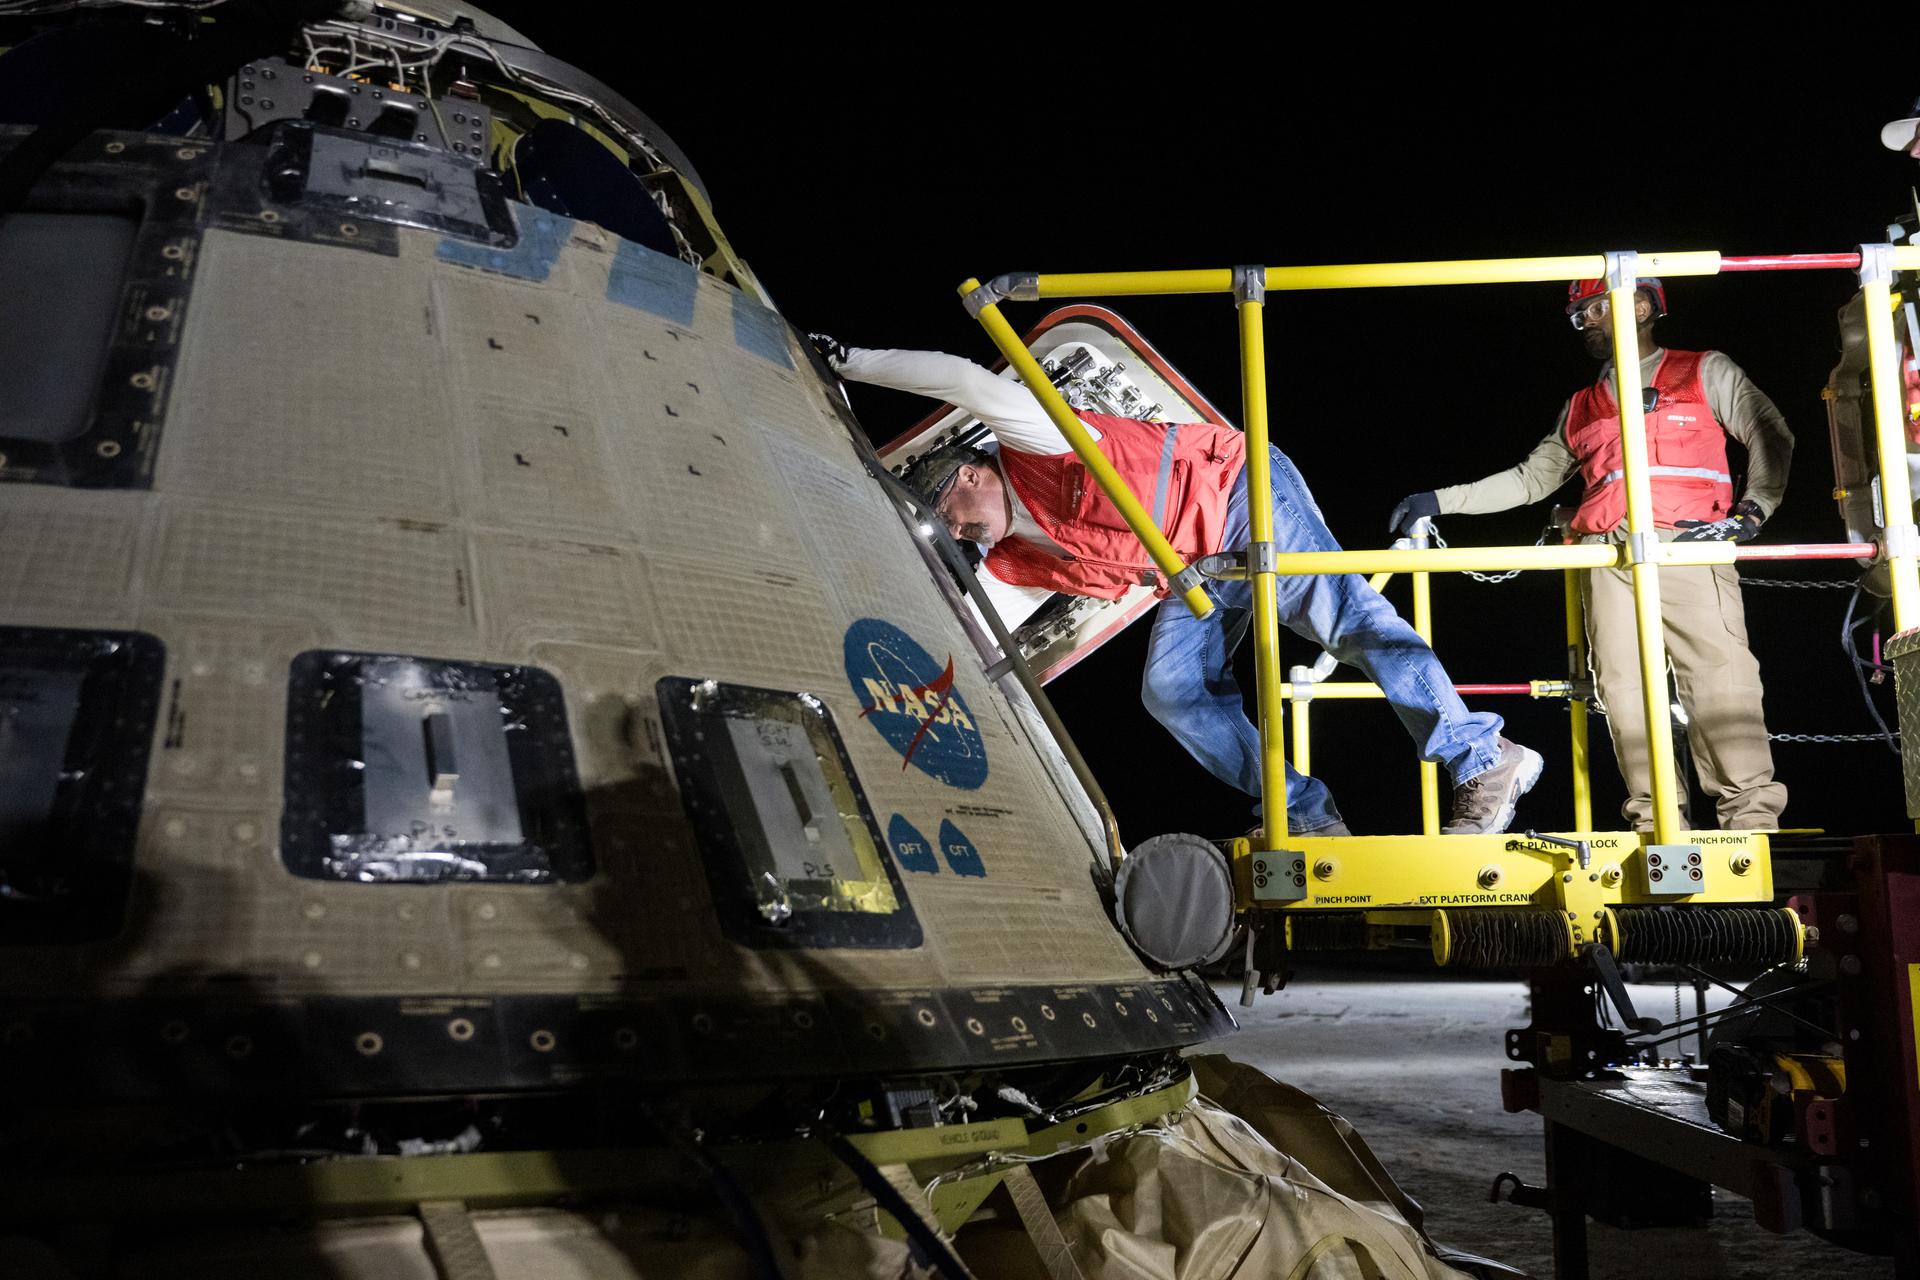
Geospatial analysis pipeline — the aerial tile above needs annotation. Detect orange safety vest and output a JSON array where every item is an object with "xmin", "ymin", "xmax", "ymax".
[
  {"xmin": 985, "ymin": 412, "xmax": 1247, "ymax": 600},
  {"xmin": 1565, "ymin": 349, "xmax": 1734, "ymax": 535},
  {"xmin": 1900, "ymin": 320, "xmax": 1920, "ymax": 446}
]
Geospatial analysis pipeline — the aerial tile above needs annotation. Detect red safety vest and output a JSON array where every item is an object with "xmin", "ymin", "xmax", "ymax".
[
  {"xmin": 1565, "ymin": 349, "xmax": 1734, "ymax": 535},
  {"xmin": 985, "ymin": 412, "xmax": 1247, "ymax": 600},
  {"xmin": 1896, "ymin": 293, "xmax": 1920, "ymax": 445}
]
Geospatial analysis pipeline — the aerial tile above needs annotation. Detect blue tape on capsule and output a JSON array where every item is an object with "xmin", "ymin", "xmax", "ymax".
[
  {"xmin": 606, "ymin": 238, "xmax": 699, "ymax": 324},
  {"xmin": 436, "ymin": 206, "xmax": 573, "ymax": 282},
  {"xmin": 732, "ymin": 289, "xmax": 794, "ymax": 368}
]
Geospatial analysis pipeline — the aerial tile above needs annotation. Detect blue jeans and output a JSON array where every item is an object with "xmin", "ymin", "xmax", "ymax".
[{"xmin": 1140, "ymin": 446, "xmax": 1504, "ymax": 831}]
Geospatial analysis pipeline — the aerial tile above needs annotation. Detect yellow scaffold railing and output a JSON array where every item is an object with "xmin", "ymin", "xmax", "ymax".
[{"xmin": 958, "ymin": 245, "xmax": 1920, "ymax": 866}]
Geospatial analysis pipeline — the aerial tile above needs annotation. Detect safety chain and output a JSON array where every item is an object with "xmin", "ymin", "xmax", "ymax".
[
  {"xmin": 1422, "ymin": 524, "xmax": 1886, "ymax": 744},
  {"xmin": 1738, "ymin": 577, "xmax": 1857, "ymax": 590},
  {"xmin": 1425, "ymin": 526, "xmax": 1542, "ymax": 583},
  {"xmin": 1424, "ymin": 525, "xmax": 1860, "ymax": 590},
  {"xmin": 1593, "ymin": 679, "xmax": 1895, "ymax": 744}
]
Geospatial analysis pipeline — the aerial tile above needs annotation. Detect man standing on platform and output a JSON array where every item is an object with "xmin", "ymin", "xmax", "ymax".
[{"xmin": 1389, "ymin": 279, "xmax": 1792, "ymax": 831}]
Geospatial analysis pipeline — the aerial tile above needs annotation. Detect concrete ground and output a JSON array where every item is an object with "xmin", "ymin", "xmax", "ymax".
[{"xmin": 1199, "ymin": 967, "xmax": 1893, "ymax": 1280}]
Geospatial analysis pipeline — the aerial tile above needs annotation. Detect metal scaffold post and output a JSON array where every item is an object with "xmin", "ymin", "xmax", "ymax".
[
  {"xmin": 1604, "ymin": 251, "xmax": 1689, "ymax": 849},
  {"xmin": 1564, "ymin": 566, "xmax": 1594, "ymax": 832},
  {"xmin": 1410, "ymin": 519, "xmax": 1441, "ymax": 834},
  {"xmin": 1235, "ymin": 266, "xmax": 1289, "ymax": 848}
]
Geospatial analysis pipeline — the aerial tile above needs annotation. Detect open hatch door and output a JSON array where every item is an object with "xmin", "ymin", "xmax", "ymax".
[{"xmin": 875, "ymin": 306, "xmax": 1230, "ymax": 682}]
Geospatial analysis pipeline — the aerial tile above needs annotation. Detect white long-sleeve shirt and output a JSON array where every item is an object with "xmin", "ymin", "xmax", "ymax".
[
  {"xmin": 839, "ymin": 347, "xmax": 1095, "ymax": 621},
  {"xmin": 837, "ymin": 346, "xmax": 1098, "ymax": 456}
]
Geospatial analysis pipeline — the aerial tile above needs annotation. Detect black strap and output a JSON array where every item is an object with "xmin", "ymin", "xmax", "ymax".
[{"xmin": 825, "ymin": 1132, "xmax": 973, "ymax": 1279}]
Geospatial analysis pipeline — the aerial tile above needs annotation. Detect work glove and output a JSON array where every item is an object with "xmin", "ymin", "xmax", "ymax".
[
  {"xmin": 1387, "ymin": 491, "xmax": 1440, "ymax": 538},
  {"xmin": 806, "ymin": 332, "xmax": 849, "ymax": 371},
  {"xmin": 1673, "ymin": 499, "xmax": 1765, "ymax": 544}
]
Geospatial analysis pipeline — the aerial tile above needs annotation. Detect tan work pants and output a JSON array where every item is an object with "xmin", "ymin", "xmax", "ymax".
[{"xmin": 1583, "ymin": 550, "xmax": 1787, "ymax": 830}]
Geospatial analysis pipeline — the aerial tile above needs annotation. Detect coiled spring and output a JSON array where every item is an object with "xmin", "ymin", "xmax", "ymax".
[
  {"xmin": 1434, "ymin": 909, "xmax": 1571, "ymax": 968},
  {"xmin": 1611, "ymin": 906, "xmax": 1803, "ymax": 967},
  {"xmin": 1285, "ymin": 913, "xmax": 1371, "ymax": 952}
]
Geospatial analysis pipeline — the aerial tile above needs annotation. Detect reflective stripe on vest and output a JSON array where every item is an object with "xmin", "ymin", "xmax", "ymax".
[
  {"xmin": 1564, "ymin": 349, "xmax": 1733, "ymax": 534},
  {"xmin": 1151, "ymin": 423, "xmax": 1181, "ymax": 528},
  {"xmin": 987, "ymin": 413, "xmax": 1247, "ymax": 601},
  {"xmin": 1595, "ymin": 465, "xmax": 1733, "ymax": 486}
]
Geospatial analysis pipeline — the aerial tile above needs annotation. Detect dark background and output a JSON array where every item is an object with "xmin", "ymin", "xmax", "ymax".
[{"xmin": 489, "ymin": 19, "xmax": 1918, "ymax": 843}]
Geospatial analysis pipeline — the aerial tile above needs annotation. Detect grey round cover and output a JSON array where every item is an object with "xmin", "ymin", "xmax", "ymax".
[{"xmin": 1114, "ymin": 833, "xmax": 1238, "ymax": 970}]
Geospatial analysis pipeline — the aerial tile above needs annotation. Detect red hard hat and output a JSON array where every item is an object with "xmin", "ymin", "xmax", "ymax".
[{"xmin": 1567, "ymin": 276, "xmax": 1667, "ymax": 316}]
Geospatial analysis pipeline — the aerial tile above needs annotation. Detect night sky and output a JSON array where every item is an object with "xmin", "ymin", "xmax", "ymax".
[{"xmin": 490, "ymin": 20, "xmax": 1920, "ymax": 842}]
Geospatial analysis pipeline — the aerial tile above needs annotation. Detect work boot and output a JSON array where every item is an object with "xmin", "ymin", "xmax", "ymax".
[{"xmin": 1442, "ymin": 737, "xmax": 1544, "ymax": 835}]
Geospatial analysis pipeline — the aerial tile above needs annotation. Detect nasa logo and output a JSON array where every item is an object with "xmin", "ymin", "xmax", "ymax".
[
  {"xmin": 843, "ymin": 619, "xmax": 988, "ymax": 789},
  {"xmin": 887, "ymin": 814, "xmax": 939, "ymax": 874}
]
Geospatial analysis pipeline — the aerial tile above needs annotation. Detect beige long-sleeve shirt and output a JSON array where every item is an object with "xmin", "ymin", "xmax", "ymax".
[{"xmin": 1433, "ymin": 348, "xmax": 1794, "ymax": 527}]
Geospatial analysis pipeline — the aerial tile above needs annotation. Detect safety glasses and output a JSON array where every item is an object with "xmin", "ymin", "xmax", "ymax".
[{"xmin": 1568, "ymin": 296, "xmax": 1609, "ymax": 330}]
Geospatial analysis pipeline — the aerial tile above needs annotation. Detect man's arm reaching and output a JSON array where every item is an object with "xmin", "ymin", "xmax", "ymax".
[
  {"xmin": 1389, "ymin": 410, "xmax": 1580, "ymax": 537},
  {"xmin": 811, "ymin": 340, "xmax": 1068, "ymax": 618},
  {"xmin": 974, "ymin": 568, "xmax": 1056, "ymax": 627},
  {"xmin": 1433, "ymin": 410, "xmax": 1581, "ymax": 516},
  {"xmin": 830, "ymin": 346, "xmax": 1094, "ymax": 454}
]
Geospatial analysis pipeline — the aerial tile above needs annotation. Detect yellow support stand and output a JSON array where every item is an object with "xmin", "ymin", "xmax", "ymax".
[
  {"xmin": 1278, "ymin": 680, "xmax": 1574, "ymax": 700},
  {"xmin": 1231, "ymin": 831, "xmax": 1773, "ymax": 913},
  {"xmin": 1266, "ymin": 251, "xmax": 1722, "ymax": 292},
  {"xmin": 1605, "ymin": 255, "xmax": 1688, "ymax": 848},
  {"xmin": 1564, "ymin": 568, "xmax": 1594, "ymax": 832},
  {"xmin": 1860, "ymin": 245, "xmax": 1920, "ymax": 632},
  {"xmin": 958, "ymin": 279, "xmax": 1214, "ymax": 621},
  {"xmin": 1254, "ymin": 544, "xmax": 1622, "ymax": 575},
  {"xmin": 1291, "ymin": 694, "xmax": 1312, "ymax": 778},
  {"xmin": 1013, "ymin": 251, "xmax": 1722, "ymax": 299},
  {"xmin": 1410, "ymin": 524, "xmax": 1441, "ymax": 835},
  {"xmin": 1235, "ymin": 267, "xmax": 1289, "ymax": 846}
]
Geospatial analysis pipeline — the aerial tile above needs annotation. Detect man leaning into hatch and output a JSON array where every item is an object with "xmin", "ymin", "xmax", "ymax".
[
  {"xmin": 810, "ymin": 336, "xmax": 1543, "ymax": 837},
  {"xmin": 1389, "ymin": 278, "xmax": 1792, "ymax": 832}
]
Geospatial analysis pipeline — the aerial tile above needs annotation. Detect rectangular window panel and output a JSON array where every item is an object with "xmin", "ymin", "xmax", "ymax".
[
  {"xmin": 0, "ymin": 212, "xmax": 138, "ymax": 445},
  {"xmin": 281, "ymin": 653, "xmax": 592, "ymax": 884},
  {"xmin": 0, "ymin": 669, "xmax": 84, "ymax": 847},
  {"xmin": 657, "ymin": 677, "xmax": 919, "ymax": 950},
  {"xmin": 0, "ymin": 628, "xmax": 163, "ymax": 944}
]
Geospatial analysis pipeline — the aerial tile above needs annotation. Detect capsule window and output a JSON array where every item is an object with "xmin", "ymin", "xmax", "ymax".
[
  {"xmin": 0, "ymin": 627, "xmax": 164, "ymax": 944},
  {"xmin": 281, "ymin": 652, "xmax": 592, "ymax": 884},
  {"xmin": 0, "ymin": 212, "xmax": 138, "ymax": 447},
  {"xmin": 656, "ymin": 677, "xmax": 920, "ymax": 950}
]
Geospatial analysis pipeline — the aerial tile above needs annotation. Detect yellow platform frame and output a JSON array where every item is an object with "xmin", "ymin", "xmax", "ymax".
[{"xmin": 960, "ymin": 246, "xmax": 1920, "ymax": 922}]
